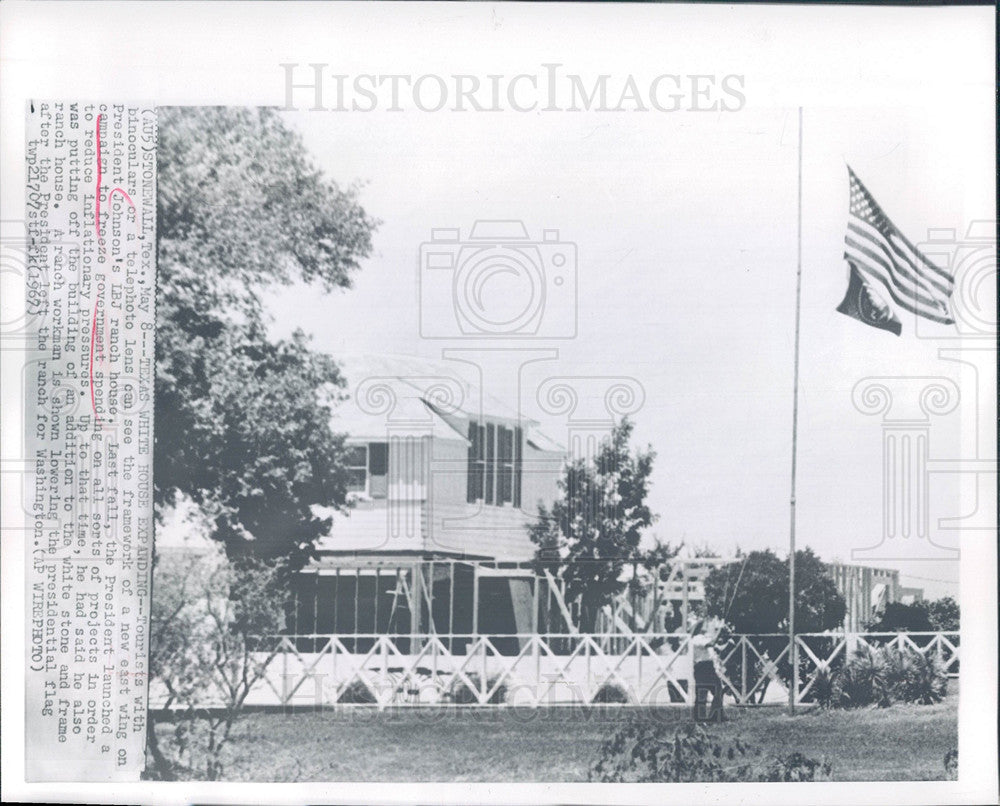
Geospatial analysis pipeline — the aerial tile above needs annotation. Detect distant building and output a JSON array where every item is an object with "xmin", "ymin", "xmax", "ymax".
[{"xmin": 825, "ymin": 561, "xmax": 924, "ymax": 631}]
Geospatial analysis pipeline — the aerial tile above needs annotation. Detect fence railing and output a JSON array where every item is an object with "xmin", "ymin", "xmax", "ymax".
[{"xmin": 221, "ymin": 631, "xmax": 958, "ymax": 709}]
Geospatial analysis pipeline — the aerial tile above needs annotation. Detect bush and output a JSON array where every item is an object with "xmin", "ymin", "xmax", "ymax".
[
  {"xmin": 338, "ymin": 679, "xmax": 377, "ymax": 704},
  {"xmin": 449, "ymin": 673, "xmax": 507, "ymax": 704},
  {"xmin": 881, "ymin": 647, "xmax": 947, "ymax": 705},
  {"xmin": 589, "ymin": 720, "xmax": 832, "ymax": 783},
  {"xmin": 590, "ymin": 721, "xmax": 755, "ymax": 782},
  {"xmin": 944, "ymin": 748, "xmax": 958, "ymax": 780},
  {"xmin": 830, "ymin": 644, "xmax": 947, "ymax": 708},
  {"xmin": 832, "ymin": 643, "xmax": 885, "ymax": 708},
  {"xmin": 758, "ymin": 751, "xmax": 833, "ymax": 782},
  {"xmin": 808, "ymin": 666, "xmax": 836, "ymax": 708},
  {"xmin": 592, "ymin": 681, "xmax": 631, "ymax": 704}
]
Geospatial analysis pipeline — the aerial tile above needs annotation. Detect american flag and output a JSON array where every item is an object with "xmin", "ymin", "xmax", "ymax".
[{"xmin": 840, "ymin": 167, "xmax": 955, "ymax": 334}]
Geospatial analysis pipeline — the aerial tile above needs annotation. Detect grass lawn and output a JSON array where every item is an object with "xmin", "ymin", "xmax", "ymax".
[{"xmin": 156, "ymin": 685, "xmax": 958, "ymax": 782}]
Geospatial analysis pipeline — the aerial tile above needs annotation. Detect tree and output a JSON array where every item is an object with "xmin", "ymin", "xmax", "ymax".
[
  {"xmin": 155, "ymin": 106, "xmax": 378, "ymax": 567},
  {"xmin": 792, "ymin": 548, "xmax": 848, "ymax": 633},
  {"xmin": 926, "ymin": 596, "xmax": 959, "ymax": 632},
  {"xmin": 146, "ymin": 549, "xmax": 286, "ymax": 780},
  {"xmin": 866, "ymin": 601, "xmax": 932, "ymax": 632},
  {"xmin": 528, "ymin": 418, "xmax": 657, "ymax": 632},
  {"xmin": 704, "ymin": 550, "xmax": 786, "ymax": 634},
  {"xmin": 865, "ymin": 596, "xmax": 957, "ymax": 633},
  {"xmin": 704, "ymin": 548, "xmax": 846, "ymax": 703},
  {"xmin": 704, "ymin": 548, "xmax": 846, "ymax": 634}
]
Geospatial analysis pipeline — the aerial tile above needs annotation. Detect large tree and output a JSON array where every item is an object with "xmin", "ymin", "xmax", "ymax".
[
  {"xmin": 867, "ymin": 596, "xmax": 958, "ymax": 632},
  {"xmin": 704, "ymin": 548, "xmax": 846, "ymax": 634},
  {"xmin": 704, "ymin": 548, "xmax": 846, "ymax": 703},
  {"xmin": 528, "ymin": 418, "xmax": 657, "ymax": 632},
  {"xmin": 155, "ymin": 107, "xmax": 377, "ymax": 567},
  {"xmin": 926, "ymin": 596, "xmax": 960, "ymax": 632}
]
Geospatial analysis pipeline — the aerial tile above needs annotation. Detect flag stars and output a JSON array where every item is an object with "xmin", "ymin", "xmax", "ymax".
[{"xmin": 842, "ymin": 166, "xmax": 956, "ymax": 330}]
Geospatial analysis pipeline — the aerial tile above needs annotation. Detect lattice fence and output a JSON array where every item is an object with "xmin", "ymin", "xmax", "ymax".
[{"xmin": 227, "ymin": 631, "xmax": 958, "ymax": 709}]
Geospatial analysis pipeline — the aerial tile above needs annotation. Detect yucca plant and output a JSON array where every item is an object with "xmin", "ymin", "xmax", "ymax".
[
  {"xmin": 831, "ymin": 643, "xmax": 948, "ymax": 708},
  {"xmin": 808, "ymin": 666, "xmax": 836, "ymax": 708},
  {"xmin": 833, "ymin": 644, "xmax": 887, "ymax": 707},
  {"xmin": 878, "ymin": 645, "xmax": 947, "ymax": 705}
]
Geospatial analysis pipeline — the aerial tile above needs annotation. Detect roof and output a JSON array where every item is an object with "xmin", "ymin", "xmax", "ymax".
[
  {"xmin": 330, "ymin": 373, "xmax": 468, "ymax": 442},
  {"xmin": 332, "ymin": 354, "xmax": 563, "ymax": 450}
]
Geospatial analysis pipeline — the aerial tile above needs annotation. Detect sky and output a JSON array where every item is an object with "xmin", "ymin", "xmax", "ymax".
[{"xmin": 264, "ymin": 96, "xmax": 994, "ymax": 600}]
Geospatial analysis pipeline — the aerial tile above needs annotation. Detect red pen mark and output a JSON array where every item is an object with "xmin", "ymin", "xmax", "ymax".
[
  {"xmin": 89, "ymin": 111, "xmax": 140, "ymax": 427},
  {"xmin": 91, "ymin": 114, "xmax": 104, "ymax": 425},
  {"xmin": 89, "ymin": 300, "xmax": 101, "ymax": 426},
  {"xmin": 108, "ymin": 186, "xmax": 136, "ymax": 209},
  {"xmin": 94, "ymin": 114, "xmax": 104, "ymax": 242},
  {"xmin": 108, "ymin": 186, "xmax": 142, "ymax": 238}
]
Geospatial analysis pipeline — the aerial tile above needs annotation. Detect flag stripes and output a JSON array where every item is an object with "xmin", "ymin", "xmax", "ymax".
[{"xmin": 839, "ymin": 167, "xmax": 956, "ymax": 334}]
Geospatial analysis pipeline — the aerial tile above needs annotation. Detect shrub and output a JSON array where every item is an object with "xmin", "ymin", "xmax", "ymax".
[
  {"xmin": 449, "ymin": 673, "xmax": 507, "ymax": 704},
  {"xmin": 944, "ymin": 748, "xmax": 958, "ymax": 780},
  {"xmin": 880, "ymin": 647, "xmax": 947, "ymax": 705},
  {"xmin": 338, "ymin": 679, "xmax": 377, "ymax": 704},
  {"xmin": 830, "ymin": 644, "xmax": 948, "ymax": 708},
  {"xmin": 589, "ymin": 720, "xmax": 833, "ymax": 783},
  {"xmin": 592, "ymin": 681, "xmax": 631, "ymax": 704},
  {"xmin": 757, "ymin": 751, "xmax": 833, "ymax": 782},
  {"xmin": 590, "ymin": 721, "xmax": 756, "ymax": 782},
  {"xmin": 808, "ymin": 666, "xmax": 836, "ymax": 708},
  {"xmin": 832, "ymin": 644, "xmax": 885, "ymax": 708}
]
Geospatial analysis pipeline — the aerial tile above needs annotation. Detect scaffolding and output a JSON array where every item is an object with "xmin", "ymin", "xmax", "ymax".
[{"xmin": 285, "ymin": 556, "xmax": 734, "ymax": 654}]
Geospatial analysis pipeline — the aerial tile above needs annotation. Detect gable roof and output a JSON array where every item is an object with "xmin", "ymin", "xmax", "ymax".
[{"xmin": 331, "ymin": 353, "xmax": 562, "ymax": 450}]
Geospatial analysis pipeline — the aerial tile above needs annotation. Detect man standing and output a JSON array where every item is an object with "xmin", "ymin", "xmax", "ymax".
[{"xmin": 690, "ymin": 616, "xmax": 729, "ymax": 722}]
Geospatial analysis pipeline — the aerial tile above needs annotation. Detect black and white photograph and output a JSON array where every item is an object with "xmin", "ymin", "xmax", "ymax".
[{"xmin": 1, "ymin": 2, "xmax": 996, "ymax": 804}]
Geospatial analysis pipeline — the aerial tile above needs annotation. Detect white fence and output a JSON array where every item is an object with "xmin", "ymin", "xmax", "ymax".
[{"xmin": 214, "ymin": 631, "xmax": 958, "ymax": 709}]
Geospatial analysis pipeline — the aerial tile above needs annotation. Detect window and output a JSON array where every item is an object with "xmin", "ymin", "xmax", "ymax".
[
  {"xmin": 345, "ymin": 445, "xmax": 367, "ymax": 493},
  {"xmin": 345, "ymin": 442, "xmax": 389, "ymax": 497},
  {"xmin": 466, "ymin": 421, "xmax": 522, "ymax": 507}
]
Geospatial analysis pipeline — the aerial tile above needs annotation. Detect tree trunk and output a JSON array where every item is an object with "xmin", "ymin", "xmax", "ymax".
[{"xmin": 144, "ymin": 713, "xmax": 176, "ymax": 781}]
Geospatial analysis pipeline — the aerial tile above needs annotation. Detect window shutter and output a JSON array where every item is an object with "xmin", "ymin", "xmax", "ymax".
[
  {"xmin": 514, "ymin": 426, "xmax": 523, "ymax": 508},
  {"xmin": 368, "ymin": 442, "xmax": 388, "ymax": 476},
  {"xmin": 466, "ymin": 422, "xmax": 478, "ymax": 503},
  {"xmin": 499, "ymin": 427, "xmax": 513, "ymax": 504},
  {"xmin": 485, "ymin": 423, "xmax": 495, "ymax": 505}
]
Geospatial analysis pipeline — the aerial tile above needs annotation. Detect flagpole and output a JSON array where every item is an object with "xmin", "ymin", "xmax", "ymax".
[{"xmin": 788, "ymin": 106, "xmax": 803, "ymax": 715}]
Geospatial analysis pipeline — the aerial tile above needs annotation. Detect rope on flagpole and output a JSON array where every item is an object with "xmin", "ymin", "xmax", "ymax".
[{"xmin": 723, "ymin": 554, "xmax": 750, "ymax": 623}]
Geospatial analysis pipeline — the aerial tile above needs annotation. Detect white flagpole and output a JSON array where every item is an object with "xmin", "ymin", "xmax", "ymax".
[{"xmin": 788, "ymin": 106, "xmax": 803, "ymax": 715}]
